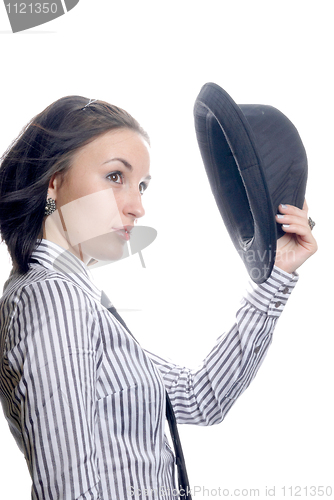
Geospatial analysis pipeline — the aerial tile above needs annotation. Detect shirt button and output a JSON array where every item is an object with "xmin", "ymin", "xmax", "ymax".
[
  {"xmin": 254, "ymin": 346, "xmax": 260, "ymax": 354},
  {"xmin": 275, "ymin": 301, "xmax": 282, "ymax": 308},
  {"xmin": 282, "ymin": 287, "xmax": 289, "ymax": 294}
]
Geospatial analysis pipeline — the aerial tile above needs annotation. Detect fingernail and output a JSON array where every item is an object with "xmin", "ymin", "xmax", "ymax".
[
  {"xmin": 282, "ymin": 224, "xmax": 290, "ymax": 228},
  {"xmin": 280, "ymin": 204, "xmax": 288, "ymax": 209},
  {"xmin": 276, "ymin": 214, "xmax": 284, "ymax": 219}
]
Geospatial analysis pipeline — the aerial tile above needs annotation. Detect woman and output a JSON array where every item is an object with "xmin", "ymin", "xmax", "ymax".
[{"xmin": 0, "ymin": 96, "xmax": 317, "ymax": 500}]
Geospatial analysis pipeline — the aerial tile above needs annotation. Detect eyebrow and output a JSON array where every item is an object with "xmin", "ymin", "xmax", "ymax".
[
  {"xmin": 103, "ymin": 157, "xmax": 133, "ymax": 171},
  {"xmin": 103, "ymin": 157, "xmax": 151, "ymax": 181}
]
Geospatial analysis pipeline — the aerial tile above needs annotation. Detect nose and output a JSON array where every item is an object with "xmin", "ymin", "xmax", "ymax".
[{"xmin": 123, "ymin": 188, "xmax": 145, "ymax": 221}]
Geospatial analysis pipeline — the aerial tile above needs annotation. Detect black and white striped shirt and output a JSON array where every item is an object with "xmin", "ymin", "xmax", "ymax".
[{"xmin": 0, "ymin": 239, "xmax": 298, "ymax": 499}]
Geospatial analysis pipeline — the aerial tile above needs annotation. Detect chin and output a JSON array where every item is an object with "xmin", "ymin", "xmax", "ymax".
[{"xmin": 81, "ymin": 233, "xmax": 129, "ymax": 263}]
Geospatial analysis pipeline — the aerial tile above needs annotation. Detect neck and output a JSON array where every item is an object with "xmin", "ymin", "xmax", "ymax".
[{"xmin": 42, "ymin": 217, "xmax": 88, "ymax": 264}]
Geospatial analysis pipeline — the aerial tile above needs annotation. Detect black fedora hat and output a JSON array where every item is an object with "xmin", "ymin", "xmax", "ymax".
[{"xmin": 194, "ymin": 82, "xmax": 307, "ymax": 284}]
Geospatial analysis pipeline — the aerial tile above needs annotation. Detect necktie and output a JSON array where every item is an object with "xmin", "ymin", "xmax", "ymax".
[{"xmin": 101, "ymin": 291, "xmax": 192, "ymax": 499}]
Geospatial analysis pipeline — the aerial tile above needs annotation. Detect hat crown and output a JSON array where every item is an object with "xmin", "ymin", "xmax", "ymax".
[{"xmin": 239, "ymin": 103, "xmax": 307, "ymax": 239}]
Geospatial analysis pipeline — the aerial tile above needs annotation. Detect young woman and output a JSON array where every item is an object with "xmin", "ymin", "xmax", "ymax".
[{"xmin": 0, "ymin": 96, "xmax": 317, "ymax": 500}]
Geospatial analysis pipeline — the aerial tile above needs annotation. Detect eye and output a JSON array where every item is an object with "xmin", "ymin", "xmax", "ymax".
[
  {"xmin": 139, "ymin": 182, "xmax": 148, "ymax": 195},
  {"xmin": 107, "ymin": 171, "xmax": 123, "ymax": 184}
]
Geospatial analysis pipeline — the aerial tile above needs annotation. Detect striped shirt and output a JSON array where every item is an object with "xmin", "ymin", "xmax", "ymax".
[{"xmin": 0, "ymin": 239, "xmax": 298, "ymax": 499}]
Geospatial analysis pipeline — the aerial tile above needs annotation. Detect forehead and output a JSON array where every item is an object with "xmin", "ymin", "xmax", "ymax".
[{"xmin": 71, "ymin": 128, "xmax": 150, "ymax": 170}]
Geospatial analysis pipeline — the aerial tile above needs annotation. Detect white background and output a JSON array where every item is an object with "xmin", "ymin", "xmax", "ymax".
[{"xmin": 0, "ymin": 1, "xmax": 333, "ymax": 498}]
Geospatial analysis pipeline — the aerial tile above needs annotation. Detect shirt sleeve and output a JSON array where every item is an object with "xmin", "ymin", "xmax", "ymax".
[
  {"xmin": 6, "ymin": 278, "xmax": 102, "ymax": 499},
  {"xmin": 148, "ymin": 266, "xmax": 299, "ymax": 426}
]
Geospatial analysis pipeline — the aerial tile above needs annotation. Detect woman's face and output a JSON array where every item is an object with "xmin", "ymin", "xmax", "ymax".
[{"xmin": 44, "ymin": 128, "xmax": 151, "ymax": 264}]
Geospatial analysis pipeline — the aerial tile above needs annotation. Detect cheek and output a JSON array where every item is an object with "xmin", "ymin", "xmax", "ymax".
[
  {"xmin": 56, "ymin": 172, "xmax": 84, "ymax": 207},
  {"xmin": 59, "ymin": 189, "xmax": 123, "ymax": 246}
]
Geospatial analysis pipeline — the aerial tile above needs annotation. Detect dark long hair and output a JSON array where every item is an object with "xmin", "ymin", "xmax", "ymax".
[{"xmin": 0, "ymin": 96, "xmax": 149, "ymax": 274}]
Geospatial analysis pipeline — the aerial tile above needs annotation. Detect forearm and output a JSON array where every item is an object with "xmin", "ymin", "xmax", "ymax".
[{"xmin": 149, "ymin": 266, "xmax": 299, "ymax": 425}]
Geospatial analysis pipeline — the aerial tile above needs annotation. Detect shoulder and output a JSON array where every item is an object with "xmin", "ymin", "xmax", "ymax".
[
  {"xmin": 5, "ymin": 265, "xmax": 92, "ymax": 302},
  {"xmin": 1, "ymin": 266, "xmax": 103, "ymax": 354},
  {"xmin": 1, "ymin": 265, "xmax": 101, "ymax": 330}
]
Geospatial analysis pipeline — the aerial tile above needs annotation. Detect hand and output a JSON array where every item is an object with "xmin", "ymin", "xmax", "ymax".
[{"xmin": 274, "ymin": 200, "xmax": 318, "ymax": 274}]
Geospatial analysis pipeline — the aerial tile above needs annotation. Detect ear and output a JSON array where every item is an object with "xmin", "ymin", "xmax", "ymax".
[{"xmin": 47, "ymin": 172, "xmax": 62, "ymax": 200}]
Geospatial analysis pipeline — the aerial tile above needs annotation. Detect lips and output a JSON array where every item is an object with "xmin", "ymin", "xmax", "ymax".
[{"xmin": 112, "ymin": 226, "xmax": 134, "ymax": 241}]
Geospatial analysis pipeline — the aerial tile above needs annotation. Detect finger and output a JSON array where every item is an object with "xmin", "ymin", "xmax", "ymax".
[
  {"xmin": 275, "ymin": 213, "xmax": 309, "ymax": 227},
  {"xmin": 280, "ymin": 222, "xmax": 310, "ymax": 236},
  {"xmin": 277, "ymin": 203, "xmax": 306, "ymax": 217},
  {"xmin": 278, "ymin": 218, "xmax": 317, "ymax": 248}
]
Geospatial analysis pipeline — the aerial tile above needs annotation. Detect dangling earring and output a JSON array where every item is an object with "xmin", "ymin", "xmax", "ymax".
[{"xmin": 44, "ymin": 197, "xmax": 56, "ymax": 216}]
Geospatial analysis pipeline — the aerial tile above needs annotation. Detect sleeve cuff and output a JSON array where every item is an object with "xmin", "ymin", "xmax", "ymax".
[{"xmin": 244, "ymin": 265, "xmax": 299, "ymax": 317}]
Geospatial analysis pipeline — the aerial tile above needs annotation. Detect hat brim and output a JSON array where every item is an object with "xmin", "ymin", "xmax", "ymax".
[{"xmin": 194, "ymin": 82, "xmax": 277, "ymax": 284}]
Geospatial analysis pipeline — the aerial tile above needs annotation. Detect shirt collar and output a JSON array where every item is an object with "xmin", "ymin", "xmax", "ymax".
[{"xmin": 30, "ymin": 239, "xmax": 102, "ymax": 304}]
